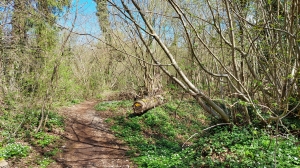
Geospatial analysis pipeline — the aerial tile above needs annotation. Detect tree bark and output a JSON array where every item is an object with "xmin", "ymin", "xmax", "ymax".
[
  {"xmin": 133, "ymin": 95, "xmax": 164, "ymax": 114},
  {"xmin": 94, "ymin": 0, "xmax": 113, "ymax": 75}
]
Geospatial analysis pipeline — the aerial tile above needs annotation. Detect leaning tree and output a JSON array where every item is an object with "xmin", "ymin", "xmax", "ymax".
[{"xmin": 103, "ymin": 0, "xmax": 300, "ymax": 125}]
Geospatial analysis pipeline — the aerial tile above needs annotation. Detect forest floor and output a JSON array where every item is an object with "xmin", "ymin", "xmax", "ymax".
[{"xmin": 49, "ymin": 99, "xmax": 135, "ymax": 168}]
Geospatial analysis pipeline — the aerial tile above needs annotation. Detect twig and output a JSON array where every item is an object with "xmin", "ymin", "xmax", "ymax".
[
  {"xmin": 182, "ymin": 123, "xmax": 232, "ymax": 147},
  {"xmin": 274, "ymin": 119, "xmax": 279, "ymax": 168},
  {"xmin": 174, "ymin": 92, "xmax": 185, "ymax": 118}
]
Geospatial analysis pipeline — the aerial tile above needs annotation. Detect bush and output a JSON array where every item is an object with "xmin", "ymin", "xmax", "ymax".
[
  {"xmin": 32, "ymin": 132, "xmax": 58, "ymax": 148},
  {"xmin": 0, "ymin": 143, "xmax": 30, "ymax": 159}
]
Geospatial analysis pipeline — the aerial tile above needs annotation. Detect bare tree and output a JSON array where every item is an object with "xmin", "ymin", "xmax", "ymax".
[{"xmin": 106, "ymin": 0, "xmax": 300, "ymax": 124}]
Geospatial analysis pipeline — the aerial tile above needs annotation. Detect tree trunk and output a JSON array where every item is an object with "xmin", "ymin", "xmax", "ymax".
[
  {"xmin": 94, "ymin": 0, "xmax": 113, "ymax": 75},
  {"xmin": 133, "ymin": 95, "xmax": 164, "ymax": 114}
]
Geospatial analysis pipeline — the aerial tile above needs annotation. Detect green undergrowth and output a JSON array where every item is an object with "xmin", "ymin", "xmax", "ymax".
[
  {"xmin": 95, "ymin": 99, "xmax": 300, "ymax": 167},
  {"xmin": 0, "ymin": 108, "xmax": 64, "ymax": 167},
  {"xmin": 0, "ymin": 142, "xmax": 30, "ymax": 159},
  {"xmin": 96, "ymin": 99, "xmax": 207, "ymax": 167},
  {"xmin": 189, "ymin": 126, "xmax": 299, "ymax": 167}
]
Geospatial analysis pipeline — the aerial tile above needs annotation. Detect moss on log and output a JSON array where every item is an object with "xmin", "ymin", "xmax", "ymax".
[{"xmin": 133, "ymin": 95, "xmax": 164, "ymax": 114}]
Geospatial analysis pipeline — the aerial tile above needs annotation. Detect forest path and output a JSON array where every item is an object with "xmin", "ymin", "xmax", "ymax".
[{"xmin": 50, "ymin": 100, "xmax": 134, "ymax": 168}]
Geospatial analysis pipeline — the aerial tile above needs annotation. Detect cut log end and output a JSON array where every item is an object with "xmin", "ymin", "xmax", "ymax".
[{"xmin": 133, "ymin": 95, "xmax": 164, "ymax": 114}]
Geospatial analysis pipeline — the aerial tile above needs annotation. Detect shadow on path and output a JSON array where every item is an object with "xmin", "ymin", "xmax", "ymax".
[{"xmin": 51, "ymin": 100, "xmax": 134, "ymax": 168}]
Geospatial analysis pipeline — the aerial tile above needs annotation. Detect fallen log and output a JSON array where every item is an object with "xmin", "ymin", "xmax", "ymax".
[{"xmin": 133, "ymin": 95, "xmax": 164, "ymax": 114}]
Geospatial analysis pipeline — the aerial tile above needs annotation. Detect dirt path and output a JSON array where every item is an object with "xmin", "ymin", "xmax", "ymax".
[{"xmin": 51, "ymin": 100, "xmax": 134, "ymax": 168}]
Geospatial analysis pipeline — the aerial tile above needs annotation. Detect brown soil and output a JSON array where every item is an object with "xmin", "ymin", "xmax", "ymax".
[{"xmin": 50, "ymin": 100, "xmax": 135, "ymax": 168}]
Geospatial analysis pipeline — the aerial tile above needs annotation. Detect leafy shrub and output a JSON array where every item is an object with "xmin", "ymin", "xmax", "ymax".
[
  {"xmin": 36, "ymin": 157, "xmax": 54, "ymax": 168},
  {"xmin": 45, "ymin": 111, "xmax": 64, "ymax": 129},
  {"xmin": 32, "ymin": 132, "xmax": 58, "ymax": 147},
  {"xmin": 0, "ymin": 143, "xmax": 30, "ymax": 159},
  {"xmin": 18, "ymin": 109, "xmax": 64, "ymax": 131},
  {"xmin": 44, "ymin": 148, "xmax": 61, "ymax": 157}
]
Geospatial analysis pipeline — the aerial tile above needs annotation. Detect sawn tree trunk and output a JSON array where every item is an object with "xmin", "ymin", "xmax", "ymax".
[{"xmin": 133, "ymin": 95, "xmax": 164, "ymax": 114}]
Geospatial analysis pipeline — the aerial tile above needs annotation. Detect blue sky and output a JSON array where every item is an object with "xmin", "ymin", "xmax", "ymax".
[{"xmin": 59, "ymin": 0, "xmax": 101, "ymax": 42}]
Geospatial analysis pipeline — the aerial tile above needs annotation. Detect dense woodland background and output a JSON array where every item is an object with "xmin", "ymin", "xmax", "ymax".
[
  {"xmin": 0, "ymin": 0, "xmax": 300, "ymax": 167},
  {"xmin": 1, "ymin": 0, "xmax": 300, "ymax": 125}
]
